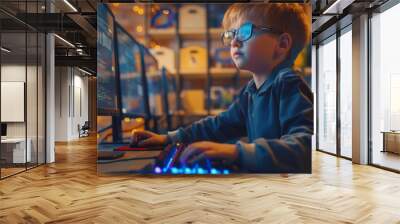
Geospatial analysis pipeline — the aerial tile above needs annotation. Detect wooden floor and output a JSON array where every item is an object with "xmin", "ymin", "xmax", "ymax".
[
  {"xmin": 372, "ymin": 150, "xmax": 400, "ymax": 171},
  {"xmin": 1, "ymin": 136, "xmax": 400, "ymax": 224}
]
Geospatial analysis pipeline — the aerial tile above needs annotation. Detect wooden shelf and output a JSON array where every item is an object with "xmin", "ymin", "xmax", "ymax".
[
  {"xmin": 148, "ymin": 28, "xmax": 176, "ymax": 40},
  {"xmin": 210, "ymin": 68, "xmax": 253, "ymax": 79},
  {"xmin": 210, "ymin": 109, "xmax": 225, "ymax": 116},
  {"xmin": 210, "ymin": 67, "xmax": 237, "ymax": 78},
  {"xmin": 176, "ymin": 68, "xmax": 252, "ymax": 79},
  {"xmin": 176, "ymin": 110, "xmax": 208, "ymax": 117},
  {"xmin": 179, "ymin": 29, "xmax": 207, "ymax": 40},
  {"xmin": 179, "ymin": 68, "xmax": 207, "ymax": 77},
  {"xmin": 209, "ymin": 28, "xmax": 224, "ymax": 40}
]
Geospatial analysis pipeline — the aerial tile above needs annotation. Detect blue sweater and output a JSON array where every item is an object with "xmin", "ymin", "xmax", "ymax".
[{"xmin": 168, "ymin": 66, "xmax": 313, "ymax": 173}]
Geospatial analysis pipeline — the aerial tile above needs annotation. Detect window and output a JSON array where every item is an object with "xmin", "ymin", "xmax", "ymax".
[
  {"xmin": 370, "ymin": 2, "xmax": 400, "ymax": 171},
  {"xmin": 317, "ymin": 35, "xmax": 337, "ymax": 154},
  {"xmin": 339, "ymin": 28, "xmax": 352, "ymax": 158}
]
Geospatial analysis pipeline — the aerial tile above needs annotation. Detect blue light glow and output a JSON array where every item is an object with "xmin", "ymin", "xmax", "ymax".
[
  {"xmin": 197, "ymin": 168, "xmax": 205, "ymax": 174},
  {"xmin": 171, "ymin": 167, "xmax": 178, "ymax": 174},
  {"xmin": 184, "ymin": 168, "xmax": 192, "ymax": 174},
  {"xmin": 210, "ymin": 168, "xmax": 219, "ymax": 175}
]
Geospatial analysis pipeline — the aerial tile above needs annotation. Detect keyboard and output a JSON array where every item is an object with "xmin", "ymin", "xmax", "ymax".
[
  {"xmin": 109, "ymin": 143, "xmax": 232, "ymax": 175},
  {"xmin": 152, "ymin": 143, "xmax": 231, "ymax": 175}
]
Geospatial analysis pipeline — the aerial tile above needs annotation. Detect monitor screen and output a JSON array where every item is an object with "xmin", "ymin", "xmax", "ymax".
[
  {"xmin": 115, "ymin": 25, "xmax": 146, "ymax": 116},
  {"xmin": 163, "ymin": 74, "xmax": 177, "ymax": 114},
  {"xmin": 1, "ymin": 123, "xmax": 7, "ymax": 137},
  {"xmin": 97, "ymin": 4, "xmax": 119, "ymax": 115},
  {"xmin": 142, "ymin": 47, "xmax": 159, "ymax": 77},
  {"xmin": 143, "ymin": 48, "xmax": 163, "ymax": 116},
  {"xmin": 147, "ymin": 75, "xmax": 163, "ymax": 116}
]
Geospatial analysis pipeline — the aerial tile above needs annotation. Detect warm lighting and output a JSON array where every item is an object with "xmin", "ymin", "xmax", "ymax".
[
  {"xmin": 124, "ymin": 117, "xmax": 131, "ymax": 123},
  {"xmin": 162, "ymin": 9, "xmax": 170, "ymax": 15},
  {"xmin": 138, "ymin": 8, "xmax": 144, "ymax": 15},
  {"xmin": 112, "ymin": 3, "xmax": 120, "ymax": 7},
  {"xmin": 135, "ymin": 117, "xmax": 144, "ymax": 123},
  {"xmin": 97, "ymin": 134, "xmax": 100, "ymax": 139},
  {"xmin": 54, "ymin": 34, "xmax": 75, "ymax": 48},
  {"xmin": 154, "ymin": 45, "xmax": 161, "ymax": 49},
  {"xmin": 63, "ymin": 0, "xmax": 78, "ymax": 12},
  {"xmin": 77, "ymin": 67, "xmax": 93, "ymax": 76},
  {"xmin": 136, "ymin": 25, "xmax": 143, "ymax": 33},
  {"xmin": 1, "ymin": 47, "xmax": 11, "ymax": 53},
  {"xmin": 133, "ymin": 6, "xmax": 139, "ymax": 12}
]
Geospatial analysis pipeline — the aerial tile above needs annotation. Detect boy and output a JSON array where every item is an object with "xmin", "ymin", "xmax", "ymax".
[{"xmin": 132, "ymin": 3, "xmax": 313, "ymax": 173}]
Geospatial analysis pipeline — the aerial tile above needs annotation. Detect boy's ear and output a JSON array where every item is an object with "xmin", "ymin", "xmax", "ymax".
[{"xmin": 277, "ymin": 33, "xmax": 292, "ymax": 55}]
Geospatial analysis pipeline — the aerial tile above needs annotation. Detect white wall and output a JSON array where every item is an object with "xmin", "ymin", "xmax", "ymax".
[
  {"xmin": 1, "ymin": 65, "xmax": 40, "ymax": 137},
  {"xmin": 1, "ymin": 64, "xmax": 45, "ymax": 163},
  {"xmin": 55, "ymin": 67, "xmax": 89, "ymax": 141}
]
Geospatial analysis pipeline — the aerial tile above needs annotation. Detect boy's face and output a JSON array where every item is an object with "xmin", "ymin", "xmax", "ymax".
[{"xmin": 228, "ymin": 19, "xmax": 282, "ymax": 74}]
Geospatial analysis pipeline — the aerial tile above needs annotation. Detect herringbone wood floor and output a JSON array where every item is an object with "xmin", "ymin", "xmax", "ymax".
[{"xmin": 1, "ymin": 136, "xmax": 400, "ymax": 224}]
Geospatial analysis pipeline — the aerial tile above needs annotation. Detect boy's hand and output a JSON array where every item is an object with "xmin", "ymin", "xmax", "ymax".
[
  {"xmin": 131, "ymin": 130, "xmax": 169, "ymax": 147},
  {"xmin": 179, "ymin": 141, "xmax": 238, "ymax": 166}
]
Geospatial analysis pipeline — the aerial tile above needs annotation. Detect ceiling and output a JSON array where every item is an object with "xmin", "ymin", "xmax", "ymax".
[{"xmin": 0, "ymin": 0, "xmax": 395, "ymax": 73}]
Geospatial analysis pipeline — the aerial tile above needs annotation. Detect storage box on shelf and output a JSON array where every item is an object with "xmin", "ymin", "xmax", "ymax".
[
  {"xmin": 181, "ymin": 90, "xmax": 207, "ymax": 115},
  {"xmin": 179, "ymin": 5, "xmax": 207, "ymax": 35},
  {"xmin": 150, "ymin": 46, "xmax": 176, "ymax": 74},
  {"xmin": 148, "ymin": 4, "xmax": 177, "ymax": 40},
  {"xmin": 179, "ymin": 46, "xmax": 208, "ymax": 76}
]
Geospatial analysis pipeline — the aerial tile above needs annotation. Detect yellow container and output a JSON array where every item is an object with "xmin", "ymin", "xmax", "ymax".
[{"xmin": 180, "ymin": 46, "xmax": 208, "ymax": 74}]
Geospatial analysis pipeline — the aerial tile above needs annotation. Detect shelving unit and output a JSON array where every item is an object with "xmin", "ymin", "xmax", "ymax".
[
  {"xmin": 111, "ymin": 3, "xmax": 251, "ymax": 121},
  {"xmin": 109, "ymin": 3, "xmax": 312, "ymax": 125}
]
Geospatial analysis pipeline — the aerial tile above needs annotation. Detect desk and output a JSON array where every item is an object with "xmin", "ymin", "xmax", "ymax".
[
  {"xmin": 97, "ymin": 143, "xmax": 161, "ymax": 175},
  {"xmin": 1, "ymin": 138, "xmax": 32, "ymax": 163},
  {"xmin": 381, "ymin": 131, "xmax": 400, "ymax": 154}
]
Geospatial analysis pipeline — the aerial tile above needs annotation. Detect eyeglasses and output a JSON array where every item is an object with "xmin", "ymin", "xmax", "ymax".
[{"xmin": 221, "ymin": 22, "xmax": 282, "ymax": 47}]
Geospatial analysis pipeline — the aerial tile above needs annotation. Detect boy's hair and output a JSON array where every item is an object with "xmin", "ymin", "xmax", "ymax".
[{"xmin": 222, "ymin": 3, "xmax": 311, "ymax": 62}]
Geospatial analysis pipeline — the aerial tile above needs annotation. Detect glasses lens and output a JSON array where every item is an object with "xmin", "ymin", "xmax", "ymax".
[
  {"xmin": 237, "ymin": 23, "xmax": 252, "ymax": 42},
  {"xmin": 222, "ymin": 30, "xmax": 235, "ymax": 46}
]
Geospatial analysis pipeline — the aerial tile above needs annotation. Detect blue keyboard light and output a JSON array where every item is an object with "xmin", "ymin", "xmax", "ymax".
[
  {"xmin": 154, "ymin": 166, "xmax": 230, "ymax": 175},
  {"xmin": 154, "ymin": 166, "xmax": 162, "ymax": 174},
  {"xmin": 223, "ymin": 169, "xmax": 230, "ymax": 175},
  {"xmin": 184, "ymin": 168, "xmax": 192, "ymax": 174},
  {"xmin": 153, "ymin": 143, "xmax": 231, "ymax": 175}
]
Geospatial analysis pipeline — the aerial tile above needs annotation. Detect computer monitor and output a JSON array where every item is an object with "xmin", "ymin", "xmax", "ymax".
[
  {"xmin": 115, "ymin": 24, "xmax": 146, "ymax": 117},
  {"xmin": 1, "ymin": 123, "xmax": 7, "ymax": 137},
  {"xmin": 161, "ymin": 68, "xmax": 178, "ymax": 115},
  {"xmin": 97, "ymin": 4, "xmax": 119, "ymax": 116},
  {"xmin": 141, "ymin": 47, "xmax": 163, "ymax": 117},
  {"xmin": 167, "ymin": 75, "xmax": 178, "ymax": 114}
]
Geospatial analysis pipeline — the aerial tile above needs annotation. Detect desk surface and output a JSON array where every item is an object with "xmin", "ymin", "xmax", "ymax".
[
  {"xmin": 98, "ymin": 143, "xmax": 162, "ymax": 174},
  {"xmin": 1, "ymin": 138, "xmax": 29, "ymax": 143},
  {"xmin": 381, "ymin": 131, "xmax": 400, "ymax": 134}
]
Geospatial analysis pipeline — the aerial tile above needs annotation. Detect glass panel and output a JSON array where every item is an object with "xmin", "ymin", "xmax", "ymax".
[
  {"xmin": 26, "ymin": 0, "xmax": 39, "ymax": 169},
  {"xmin": 27, "ymin": 31, "xmax": 38, "ymax": 169},
  {"xmin": 38, "ymin": 32, "xmax": 45, "ymax": 165},
  {"xmin": 1, "ymin": 30, "xmax": 28, "ymax": 177},
  {"xmin": 371, "ymin": 4, "xmax": 400, "ymax": 171},
  {"xmin": 339, "ymin": 29, "xmax": 352, "ymax": 158},
  {"xmin": 317, "ymin": 36, "xmax": 337, "ymax": 154}
]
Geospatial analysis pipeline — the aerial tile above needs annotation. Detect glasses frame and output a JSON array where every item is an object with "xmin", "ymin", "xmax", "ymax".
[{"xmin": 221, "ymin": 22, "xmax": 282, "ymax": 47}]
